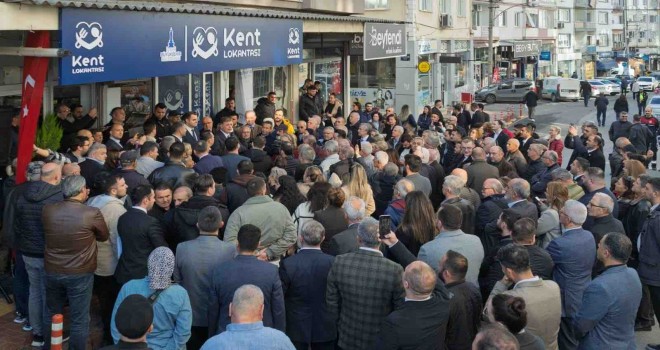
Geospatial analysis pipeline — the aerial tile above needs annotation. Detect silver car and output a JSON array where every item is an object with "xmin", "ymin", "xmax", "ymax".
[
  {"xmin": 587, "ymin": 80, "xmax": 613, "ymax": 95},
  {"xmin": 475, "ymin": 80, "xmax": 536, "ymax": 104},
  {"xmin": 600, "ymin": 80, "xmax": 621, "ymax": 95}
]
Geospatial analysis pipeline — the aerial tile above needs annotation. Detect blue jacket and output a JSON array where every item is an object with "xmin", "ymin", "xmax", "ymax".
[
  {"xmin": 574, "ymin": 265, "xmax": 641, "ymax": 350},
  {"xmin": 15, "ymin": 181, "xmax": 63, "ymax": 258},
  {"xmin": 639, "ymin": 205, "xmax": 660, "ymax": 286},
  {"xmin": 193, "ymin": 154, "xmax": 224, "ymax": 175},
  {"xmin": 208, "ymin": 255, "xmax": 285, "ymax": 335},
  {"xmin": 384, "ymin": 199, "xmax": 406, "ymax": 231},
  {"xmin": 546, "ymin": 228, "xmax": 596, "ymax": 317}
]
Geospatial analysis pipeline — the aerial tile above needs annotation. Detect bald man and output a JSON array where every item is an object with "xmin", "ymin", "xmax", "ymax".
[
  {"xmin": 62, "ymin": 163, "xmax": 81, "ymax": 178},
  {"xmin": 505, "ymin": 138, "xmax": 527, "ymax": 176},
  {"xmin": 377, "ymin": 260, "xmax": 451, "ymax": 349},
  {"xmin": 466, "ymin": 147, "xmax": 499, "ymax": 195},
  {"xmin": 451, "ymin": 168, "xmax": 481, "ymax": 209},
  {"xmin": 105, "ymin": 123, "xmax": 125, "ymax": 151},
  {"xmin": 173, "ymin": 186, "xmax": 193, "ymax": 207}
]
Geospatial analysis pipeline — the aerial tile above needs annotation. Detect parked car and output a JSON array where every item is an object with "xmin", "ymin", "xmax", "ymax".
[
  {"xmin": 541, "ymin": 77, "xmax": 580, "ymax": 102},
  {"xmin": 475, "ymin": 79, "xmax": 536, "ymax": 103},
  {"xmin": 648, "ymin": 95, "xmax": 660, "ymax": 117},
  {"xmin": 604, "ymin": 76, "xmax": 622, "ymax": 85},
  {"xmin": 587, "ymin": 80, "xmax": 613, "ymax": 95},
  {"xmin": 600, "ymin": 79, "xmax": 622, "ymax": 95},
  {"xmin": 636, "ymin": 76, "xmax": 658, "ymax": 91}
]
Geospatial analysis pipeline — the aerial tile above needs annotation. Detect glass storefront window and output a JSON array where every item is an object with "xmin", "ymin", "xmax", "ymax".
[
  {"xmin": 158, "ymin": 74, "xmax": 189, "ymax": 114},
  {"xmin": 454, "ymin": 52, "xmax": 469, "ymax": 88},
  {"xmin": 252, "ymin": 68, "xmax": 271, "ymax": 104},
  {"xmin": 350, "ymin": 56, "xmax": 396, "ymax": 110},
  {"xmin": 314, "ymin": 58, "xmax": 343, "ymax": 105}
]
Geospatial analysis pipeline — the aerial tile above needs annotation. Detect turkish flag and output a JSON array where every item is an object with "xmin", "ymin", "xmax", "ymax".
[{"xmin": 16, "ymin": 31, "xmax": 50, "ymax": 184}]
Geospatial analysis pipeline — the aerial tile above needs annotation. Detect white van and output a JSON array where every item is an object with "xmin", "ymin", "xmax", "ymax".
[{"xmin": 541, "ymin": 77, "xmax": 581, "ymax": 102}]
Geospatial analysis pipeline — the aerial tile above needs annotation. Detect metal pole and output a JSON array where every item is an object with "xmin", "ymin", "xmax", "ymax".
[
  {"xmin": 623, "ymin": 0, "xmax": 628, "ymax": 58},
  {"xmin": 488, "ymin": 0, "xmax": 495, "ymax": 84}
]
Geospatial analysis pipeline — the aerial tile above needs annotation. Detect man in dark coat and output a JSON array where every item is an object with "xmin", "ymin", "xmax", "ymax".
[
  {"xmin": 608, "ymin": 111, "xmax": 632, "ymax": 141},
  {"xmin": 221, "ymin": 160, "xmax": 256, "ymax": 213},
  {"xmin": 114, "ymin": 185, "xmax": 167, "ymax": 285},
  {"xmin": 113, "ymin": 151, "xmax": 150, "ymax": 194},
  {"xmin": 466, "ymin": 148, "xmax": 499, "ymax": 195},
  {"xmin": 279, "ymin": 220, "xmax": 336, "ymax": 350},
  {"xmin": 254, "ymin": 92, "xmax": 277, "ymax": 125},
  {"xmin": 147, "ymin": 142, "xmax": 195, "ymax": 188},
  {"xmin": 511, "ymin": 218, "xmax": 554, "ymax": 280},
  {"xmin": 579, "ymin": 167, "xmax": 619, "ymax": 229},
  {"xmin": 594, "ymin": 93, "xmax": 609, "ymax": 127},
  {"xmin": 79, "ymin": 143, "xmax": 108, "ymax": 196},
  {"xmin": 531, "ymin": 150, "xmax": 561, "ymax": 197},
  {"xmin": 476, "ymin": 178, "xmax": 509, "ymax": 254},
  {"xmin": 628, "ymin": 113, "xmax": 655, "ymax": 154},
  {"xmin": 522, "ymin": 90, "xmax": 538, "ymax": 120},
  {"xmin": 299, "ymin": 85, "xmax": 321, "ymax": 122}
]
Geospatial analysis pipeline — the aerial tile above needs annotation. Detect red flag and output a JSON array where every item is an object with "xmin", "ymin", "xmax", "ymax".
[{"xmin": 16, "ymin": 31, "xmax": 50, "ymax": 184}]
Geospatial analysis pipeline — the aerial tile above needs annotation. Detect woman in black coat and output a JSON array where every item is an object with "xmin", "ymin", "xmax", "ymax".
[{"xmin": 314, "ymin": 187, "xmax": 348, "ymax": 253}]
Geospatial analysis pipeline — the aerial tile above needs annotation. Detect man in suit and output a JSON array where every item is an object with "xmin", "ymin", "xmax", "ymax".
[
  {"xmin": 570, "ymin": 157, "xmax": 590, "ymax": 192},
  {"xmin": 440, "ymin": 175, "xmax": 476, "ymax": 235},
  {"xmin": 208, "ymin": 224, "xmax": 285, "ymax": 335},
  {"xmin": 181, "ymin": 112, "xmax": 201, "ymax": 145},
  {"xmin": 546, "ymin": 200, "xmax": 596, "ymax": 350},
  {"xmin": 505, "ymin": 178, "xmax": 539, "ymax": 219},
  {"xmin": 579, "ymin": 167, "xmax": 619, "ymax": 229},
  {"xmin": 216, "ymin": 116, "xmax": 235, "ymax": 147},
  {"xmin": 531, "ymin": 150, "xmax": 561, "ymax": 197},
  {"xmin": 490, "ymin": 120, "xmax": 510, "ymax": 151},
  {"xmin": 439, "ymin": 250, "xmax": 483, "ymax": 350},
  {"xmin": 489, "ymin": 243, "xmax": 561, "ymax": 350},
  {"xmin": 193, "ymin": 140, "xmax": 224, "ymax": 175},
  {"xmin": 327, "ymin": 197, "xmax": 364, "ymax": 256},
  {"xmin": 387, "ymin": 126, "xmax": 404, "ymax": 153},
  {"xmin": 279, "ymin": 220, "xmax": 336, "ymax": 350},
  {"xmin": 170, "ymin": 121, "xmax": 187, "ymax": 143},
  {"xmin": 574, "ymin": 233, "xmax": 642, "ymax": 349},
  {"xmin": 326, "ymin": 217, "xmax": 404, "ymax": 350},
  {"xmin": 79, "ymin": 143, "xmax": 108, "ymax": 196},
  {"xmin": 418, "ymin": 204, "xmax": 484, "ymax": 286},
  {"xmin": 105, "ymin": 123, "xmax": 124, "ymax": 151},
  {"xmin": 377, "ymin": 261, "xmax": 451, "ymax": 350},
  {"xmin": 114, "ymin": 185, "xmax": 168, "ymax": 285},
  {"xmin": 450, "ymin": 138, "xmax": 475, "ymax": 171},
  {"xmin": 174, "ymin": 206, "xmax": 236, "ymax": 349},
  {"xmin": 220, "ymin": 137, "xmax": 250, "ymax": 183},
  {"xmin": 511, "ymin": 218, "xmax": 554, "ymax": 280},
  {"xmin": 147, "ymin": 142, "xmax": 195, "ymax": 188},
  {"xmin": 566, "ymin": 124, "xmax": 605, "ymax": 171},
  {"xmin": 466, "ymin": 147, "xmax": 499, "ymax": 195},
  {"xmin": 514, "ymin": 122, "xmax": 535, "ymax": 161},
  {"xmin": 476, "ymin": 178, "xmax": 509, "ymax": 253}
]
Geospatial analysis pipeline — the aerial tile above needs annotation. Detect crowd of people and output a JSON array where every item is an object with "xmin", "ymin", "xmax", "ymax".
[{"xmin": 1, "ymin": 83, "xmax": 660, "ymax": 350}]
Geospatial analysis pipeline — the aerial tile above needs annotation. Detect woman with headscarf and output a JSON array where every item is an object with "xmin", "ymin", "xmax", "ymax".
[{"xmin": 111, "ymin": 247, "xmax": 192, "ymax": 349}]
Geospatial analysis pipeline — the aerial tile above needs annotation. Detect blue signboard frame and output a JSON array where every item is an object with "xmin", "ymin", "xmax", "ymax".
[
  {"xmin": 540, "ymin": 51, "xmax": 551, "ymax": 61},
  {"xmin": 59, "ymin": 8, "xmax": 303, "ymax": 85}
]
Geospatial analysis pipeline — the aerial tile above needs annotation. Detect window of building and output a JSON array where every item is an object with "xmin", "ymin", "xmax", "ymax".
[
  {"xmin": 498, "ymin": 12, "xmax": 507, "ymax": 26},
  {"xmin": 558, "ymin": 34, "xmax": 571, "ymax": 47},
  {"xmin": 458, "ymin": 0, "xmax": 466, "ymax": 16},
  {"xmin": 472, "ymin": 5, "xmax": 483, "ymax": 26},
  {"xmin": 586, "ymin": 11, "xmax": 593, "ymax": 22},
  {"xmin": 598, "ymin": 34, "xmax": 609, "ymax": 46},
  {"xmin": 586, "ymin": 35, "xmax": 595, "ymax": 45},
  {"xmin": 527, "ymin": 13, "xmax": 539, "ymax": 28},
  {"xmin": 365, "ymin": 0, "xmax": 389, "ymax": 9},
  {"xmin": 515, "ymin": 12, "xmax": 522, "ymax": 27},
  {"xmin": 419, "ymin": 0, "xmax": 432, "ymax": 11},
  {"xmin": 651, "ymin": 15, "xmax": 657, "ymax": 23},
  {"xmin": 598, "ymin": 12, "xmax": 608, "ymax": 24},
  {"xmin": 441, "ymin": 0, "xmax": 451, "ymax": 14},
  {"xmin": 558, "ymin": 8, "xmax": 571, "ymax": 22}
]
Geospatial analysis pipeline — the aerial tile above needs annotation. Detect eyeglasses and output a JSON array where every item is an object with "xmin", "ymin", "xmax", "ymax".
[{"xmin": 587, "ymin": 202, "xmax": 608, "ymax": 209}]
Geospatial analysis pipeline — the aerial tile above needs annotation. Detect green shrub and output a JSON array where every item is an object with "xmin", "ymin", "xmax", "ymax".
[{"xmin": 35, "ymin": 113, "xmax": 63, "ymax": 151}]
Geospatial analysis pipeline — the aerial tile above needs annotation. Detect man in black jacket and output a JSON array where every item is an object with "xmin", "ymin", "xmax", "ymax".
[
  {"xmin": 279, "ymin": 220, "xmax": 336, "ymax": 350},
  {"xmin": 222, "ymin": 160, "xmax": 256, "ymax": 213},
  {"xmin": 567, "ymin": 124, "xmax": 606, "ymax": 171},
  {"xmin": 511, "ymin": 218, "xmax": 554, "ymax": 280},
  {"xmin": 299, "ymin": 85, "xmax": 321, "ymax": 122},
  {"xmin": 254, "ymin": 92, "xmax": 277, "ymax": 125},
  {"xmin": 79, "ymin": 143, "xmax": 108, "ymax": 196},
  {"xmin": 170, "ymin": 174, "xmax": 229, "ymax": 247},
  {"xmin": 522, "ymin": 90, "xmax": 538, "ymax": 120},
  {"xmin": 147, "ymin": 142, "xmax": 195, "ymax": 188},
  {"xmin": 114, "ymin": 185, "xmax": 167, "ymax": 285},
  {"xmin": 440, "ymin": 250, "xmax": 482, "ymax": 350},
  {"xmin": 479, "ymin": 209, "xmax": 517, "ymax": 299},
  {"xmin": 629, "ymin": 113, "xmax": 654, "ymax": 154},
  {"xmin": 594, "ymin": 93, "xmax": 609, "ymax": 127},
  {"xmin": 476, "ymin": 178, "xmax": 509, "ymax": 253},
  {"xmin": 608, "ymin": 112, "xmax": 632, "ymax": 142}
]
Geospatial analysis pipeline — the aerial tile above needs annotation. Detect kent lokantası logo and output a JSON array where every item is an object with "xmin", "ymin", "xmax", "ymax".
[
  {"xmin": 191, "ymin": 27, "xmax": 219, "ymax": 59},
  {"xmin": 287, "ymin": 27, "xmax": 301, "ymax": 59},
  {"xmin": 71, "ymin": 21, "xmax": 105, "ymax": 74}
]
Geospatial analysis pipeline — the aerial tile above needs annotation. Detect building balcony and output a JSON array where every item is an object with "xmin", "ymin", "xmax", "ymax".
[
  {"xmin": 575, "ymin": 0, "xmax": 590, "ymax": 8},
  {"xmin": 574, "ymin": 21, "xmax": 597, "ymax": 31},
  {"xmin": 611, "ymin": 0, "xmax": 623, "ymax": 10},
  {"xmin": 613, "ymin": 42, "xmax": 625, "ymax": 50}
]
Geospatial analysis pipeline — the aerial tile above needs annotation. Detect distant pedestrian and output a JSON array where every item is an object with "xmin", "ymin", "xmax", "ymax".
[
  {"xmin": 637, "ymin": 89, "xmax": 648, "ymax": 115},
  {"xmin": 572, "ymin": 71, "xmax": 578, "ymax": 79},
  {"xmin": 594, "ymin": 93, "xmax": 609, "ymax": 127},
  {"xmin": 631, "ymin": 79, "xmax": 640, "ymax": 100},
  {"xmin": 580, "ymin": 81, "xmax": 592, "ymax": 107},
  {"xmin": 613, "ymin": 94, "xmax": 629, "ymax": 120},
  {"xmin": 522, "ymin": 90, "xmax": 538, "ymax": 120},
  {"xmin": 621, "ymin": 78, "xmax": 629, "ymax": 95}
]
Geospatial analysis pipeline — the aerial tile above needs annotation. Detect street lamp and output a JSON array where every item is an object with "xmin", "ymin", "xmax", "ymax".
[{"xmin": 487, "ymin": 0, "xmax": 537, "ymax": 84}]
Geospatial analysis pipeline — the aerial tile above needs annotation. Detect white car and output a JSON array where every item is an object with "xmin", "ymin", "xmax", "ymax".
[
  {"xmin": 648, "ymin": 95, "xmax": 660, "ymax": 117},
  {"xmin": 637, "ymin": 76, "xmax": 658, "ymax": 91},
  {"xmin": 600, "ymin": 79, "xmax": 621, "ymax": 95},
  {"xmin": 587, "ymin": 80, "xmax": 613, "ymax": 96}
]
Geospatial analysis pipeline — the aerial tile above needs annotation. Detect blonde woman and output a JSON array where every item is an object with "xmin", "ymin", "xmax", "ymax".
[
  {"xmin": 182, "ymin": 142, "xmax": 194, "ymax": 168},
  {"xmin": 341, "ymin": 163, "xmax": 376, "ymax": 216},
  {"xmin": 548, "ymin": 126, "xmax": 564, "ymax": 166},
  {"xmin": 297, "ymin": 166, "xmax": 326, "ymax": 197},
  {"xmin": 537, "ymin": 181, "xmax": 568, "ymax": 248}
]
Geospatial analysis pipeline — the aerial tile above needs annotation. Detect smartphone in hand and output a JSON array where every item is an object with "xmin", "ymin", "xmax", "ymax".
[{"xmin": 379, "ymin": 215, "xmax": 392, "ymax": 239}]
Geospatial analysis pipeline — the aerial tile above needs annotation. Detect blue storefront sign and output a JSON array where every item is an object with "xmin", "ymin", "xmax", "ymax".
[
  {"xmin": 59, "ymin": 8, "xmax": 303, "ymax": 85},
  {"xmin": 539, "ymin": 51, "xmax": 551, "ymax": 61}
]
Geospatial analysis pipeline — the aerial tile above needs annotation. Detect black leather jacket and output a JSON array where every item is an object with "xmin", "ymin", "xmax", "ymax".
[{"xmin": 147, "ymin": 161, "xmax": 195, "ymax": 188}]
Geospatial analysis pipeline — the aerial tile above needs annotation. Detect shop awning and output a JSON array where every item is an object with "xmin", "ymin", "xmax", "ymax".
[
  {"xmin": 1, "ymin": 0, "xmax": 401, "ymax": 23},
  {"xmin": 596, "ymin": 58, "xmax": 618, "ymax": 71}
]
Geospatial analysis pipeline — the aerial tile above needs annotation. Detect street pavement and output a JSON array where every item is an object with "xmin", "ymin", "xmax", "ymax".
[{"xmin": 485, "ymin": 93, "xmax": 660, "ymax": 349}]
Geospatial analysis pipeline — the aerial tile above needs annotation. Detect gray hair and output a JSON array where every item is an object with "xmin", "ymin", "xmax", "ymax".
[
  {"xmin": 301, "ymin": 220, "xmax": 325, "ymax": 246},
  {"xmin": 592, "ymin": 192, "xmax": 614, "ymax": 214},
  {"xmin": 375, "ymin": 151, "xmax": 389, "ymax": 165},
  {"xmin": 87, "ymin": 142, "xmax": 107, "ymax": 159},
  {"xmin": 384, "ymin": 163, "xmax": 399, "ymax": 176},
  {"xmin": 395, "ymin": 179, "xmax": 415, "ymax": 198},
  {"xmin": 324, "ymin": 140, "xmax": 338, "ymax": 154},
  {"xmin": 442, "ymin": 175, "xmax": 465, "ymax": 196},
  {"xmin": 161, "ymin": 136, "xmax": 176, "ymax": 152},
  {"xmin": 544, "ymin": 150, "xmax": 558, "ymax": 163},
  {"xmin": 508, "ymin": 178, "xmax": 531, "ymax": 199},
  {"xmin": 62, "ymin": 175, "xmax": 87, "ymax": 199},
  {"xmin": 427, "ymin": 133, "xmax": 441, "ymax": 148},
  {"xmin": 323, "ymin": 126, "xmax": 335, "ymax": 133},
  {"xmin": 343, "ymin": 196, "xmax": 366, "ymax": 222},
  {"xmin": 359, "ymin": 123, "xmax": 373, "ymax": 132},
  {"xmin": 338, "ymin": 145, "xmax": 355, "ymax": 160},
  {"xmin": 564, "ymin": 199, "xmax": 587, "ymax": 225},
  {"xmin": 357, "ymin": 216, "xmax": 380, "ymax": 247},
  {"xmin": 232, "ymin": 284, "xmax": 264, "ymax": 316},
  {"xmin": 551, "ymin": 168, "xmax": 573, "ymax": 181},
  {"xmin": 360, "ymin": 142, "xmax": 373, "ymax": 155},
  {"xmin": 484, "ymin": 178, "xmax": 504, "ymax": 194},
  {"xmin": 529, "ymin": 143, "xmax": 548, "ymax": 154},
  {"xmin": 393, "ymin": 125, "xmax": 404, "ymax": 134},
  {"xmin": 298, "ymin": 144, "xmax": 316, "ymax": 162}
]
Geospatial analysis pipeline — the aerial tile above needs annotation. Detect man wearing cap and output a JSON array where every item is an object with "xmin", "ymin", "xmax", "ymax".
[
  {"xmin": 100, "ymin": 294, "xmax": 153, "ymax": 349},
  {"xmin": 113, "ymin": 150, "xmax": 150, "ymax": 194},
  {"xmin": 299, "ymin": 85, "xmax": 321, "ymax": 122}
]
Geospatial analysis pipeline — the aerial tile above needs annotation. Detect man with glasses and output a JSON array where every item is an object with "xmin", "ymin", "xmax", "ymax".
[
  {"xmin": 547, "ymin": 200, "xmax": 596, "ymax": 350},
  {"xmin": 578, "ymin": 167, "xmax": 619, "ymax": 229},
  {"xmin": 487, "ymin": 146, "xmax": 517, "ymax": 178},
  {"xmin": 585, "ymin": 193, "xmax": 625, "ymax": 276},
  {"xmin": 531, "ymin": 150, "xmax": 561, "ymax": 197},
  {"xmin": 476, "ymin": 178, "xmax": 508, "ymax": 253}
]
